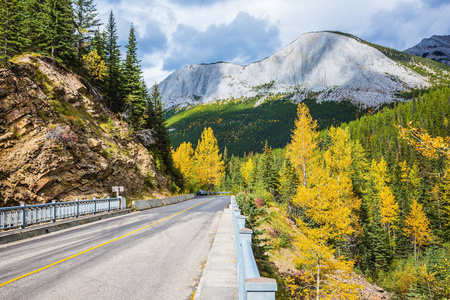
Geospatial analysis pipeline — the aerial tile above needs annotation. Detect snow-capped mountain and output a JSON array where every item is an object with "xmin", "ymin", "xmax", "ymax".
[
  {"xmin": 159, "ymin": 31, "xmax": 430, "ymax": 109},
  {"xmin": 405, "ymin": 35, "xmax": 450, "ymax": 66}
]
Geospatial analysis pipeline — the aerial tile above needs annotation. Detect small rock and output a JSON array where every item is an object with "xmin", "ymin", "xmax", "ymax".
[{"xmin": 31, "ymin": 84, "xmax": 38, "ymax": 89}]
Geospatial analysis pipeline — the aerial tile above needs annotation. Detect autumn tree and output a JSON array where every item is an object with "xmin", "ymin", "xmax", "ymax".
[
  {"xmin": 173, "ymin": 142, "xmax": 197, "ymax": 192},
  {"xmin": 194, "ymin": 127, "xmax": 225, "ymax": 193},
  {"xmin": 379, "ymin": 186, "xmax": 399, "ymax": 248},
  {"xmin": 241, "ymin": 157, "xmax": 253, "ymax": 189},
  {"xmin": 73, "ymin": 0, "xmax": 101, "ymax": 62},
  {"xmin": 404, "ymin": 199, "xmax": 432, "ymax": 264},
  {"xmin": 287, "ymin": 103, "xmax": 318, "ymax": 187},
  {"xmin": 81, "ymin": 49, "xmax": 107, "ymax": 81}
]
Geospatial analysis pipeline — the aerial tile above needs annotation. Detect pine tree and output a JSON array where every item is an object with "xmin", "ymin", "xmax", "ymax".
[
  {"xmin": 73, "ymin": 0, "xmax": 101, "ymax": 62},
  {"xmin": 42, "ymin": 0, "xmax": 76, "ymax": 63},
  {"xmin": 278, "ymin": 158, "xmax": 299, "ymax": 204},
  {"xmin": 23, "ymin": 0, "xmax": 46, "ymax": 53},
  {"xmin": 104, "ymin": 10, "xmax": 122, "ymax": 112},
  {"xmin": 122, "ymin": 24, "xmax": 146, "ymax": 129},
  {"xmin": 194, "ymin": 127, "xmax": 225, "ymax": 193},
  {"xmin": 0, "ymin": 0, "xmax": 25, "ymax": 65}
]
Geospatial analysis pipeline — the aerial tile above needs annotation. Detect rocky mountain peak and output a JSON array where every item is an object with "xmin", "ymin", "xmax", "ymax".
[
  {"xmin": 159, "ymin": 31, "xmax": 430, "ymax": 109},
  {"xmin": 404, "ymin": 35, "xmax": 450, "ymax": 66}
]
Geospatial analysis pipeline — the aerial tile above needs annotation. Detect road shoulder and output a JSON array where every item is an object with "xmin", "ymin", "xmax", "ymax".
[{"xmin": 194, "ymin": 203, "xmax": 238, "ymax": 299}]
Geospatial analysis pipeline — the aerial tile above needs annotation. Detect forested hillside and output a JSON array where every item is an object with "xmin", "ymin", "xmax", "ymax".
[
  {"xmin": 173, "ymin": 86, "xmax": 450, "ymax": 298},
  {"xmin": 0, "ymin": 0, "xmax": 181, "ymax": 203},
  {"xmin": 166, "ymin": 94, "xmax": 366, "ymax": 156}
]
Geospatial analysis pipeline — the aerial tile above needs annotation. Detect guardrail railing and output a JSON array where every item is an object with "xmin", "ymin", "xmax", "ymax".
[
  {"xmin": 0, "ymin": 197, "xmax": 125, "ymax": 230},
  {"xmin": 231, "ymin": 195, "xmax": 277, "ymax": 300}
]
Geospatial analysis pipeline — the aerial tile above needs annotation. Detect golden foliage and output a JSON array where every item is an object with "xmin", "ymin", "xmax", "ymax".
[
  {"xmin": 287, "ymin": 103, "xmax": 318, "ymax": 187},
  {"xmin": 241, "ymin": 157, "xmax": 253, "ymax": 187},
  {"xmin": 81, "ymin": 49, "xmax": 107, "ymax": 81},
  {"xmin": 404, "ymin": 199, "xmax": 432, "ymax": 260},
  {"xmin": 398, "ymin": 123, "xmax": 450, "ymax": 160},
  {"xmin": 194, "ymin": 127, "xmax": 225, "ymax": 190}
]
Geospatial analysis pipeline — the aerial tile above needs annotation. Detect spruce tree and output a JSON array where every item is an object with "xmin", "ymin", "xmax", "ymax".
[
  {"xmin": 105, "ymin": 10, "xmax": 122, "ymax": 112},
  {"xmin": 0, "ymin": 0, "xmax": 26, "ymax": 65},
  {"xmin": 23, "ymin": 0, "xmax": 46, "ymax": 53},
  {"xmin": 42, "ymin": 0, "xmax": 76, "ymax": 63},
  {"xmin": 122, "ymin": 24, "xmax": 146, "ymax": 129},
  {"xmin": 73, "ymin": 0, "xmax": 101, "ymax": 62}
]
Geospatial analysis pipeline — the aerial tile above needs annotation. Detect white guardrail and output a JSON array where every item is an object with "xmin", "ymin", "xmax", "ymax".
[
  {"xmin": 0, "ymin": 197, "xmax": 126, "ymax": 230},
  {"xmin": 231, "ymin": 195, "xmax": 277, "ymax": 300}
]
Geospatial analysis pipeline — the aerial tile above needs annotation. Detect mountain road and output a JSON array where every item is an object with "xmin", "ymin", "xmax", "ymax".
[{"xmin": 0, "ymin": 195, "xmax": 230, "ymax": 300}]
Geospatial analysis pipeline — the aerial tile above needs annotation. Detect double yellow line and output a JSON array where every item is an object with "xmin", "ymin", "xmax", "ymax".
[{"xmin": 0, "ymin": 197, "xmax": 215, "ymax": 287}]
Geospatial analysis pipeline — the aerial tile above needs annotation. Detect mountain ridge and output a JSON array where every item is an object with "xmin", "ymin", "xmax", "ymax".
[
  {"xmin": 159, "ymin": 31, "xmax": 437, "ymax": 109},
  {"xmin": 405, "ymin": 35, "xmax": 450, "ymax": 66}
]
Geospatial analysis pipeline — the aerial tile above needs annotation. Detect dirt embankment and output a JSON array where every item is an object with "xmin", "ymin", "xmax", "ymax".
[{"xmin": 0, "ymin": 55, "xmax": 167, "ymax": 206}]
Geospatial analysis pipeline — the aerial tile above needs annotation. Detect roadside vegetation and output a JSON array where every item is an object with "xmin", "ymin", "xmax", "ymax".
[{"xmin": 174, "ymin": 86, "xmax": 450, "ymax": 298}]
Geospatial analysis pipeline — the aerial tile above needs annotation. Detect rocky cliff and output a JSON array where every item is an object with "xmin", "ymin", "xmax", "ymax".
[
  {"xmin": 0, "ymin": 55, "xmax": 167, "ymax": 206},
  {"xmin": 405, "ymin": 35, "xmax": 450, "ymax": 66},
  {"xmin": 159, "ymin": 31, "xmax": 430, "ymax": 109}
]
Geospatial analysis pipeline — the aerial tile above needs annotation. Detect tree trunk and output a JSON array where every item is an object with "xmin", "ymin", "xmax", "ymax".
[{"xmin": 316, "ymin": 258, "xmax": 320, "ymax": 300}]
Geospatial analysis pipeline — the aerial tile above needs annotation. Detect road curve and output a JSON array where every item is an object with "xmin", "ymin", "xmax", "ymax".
[{"xmin": 0, "ymin": 195, "xmax": 230, "ymax": 300}]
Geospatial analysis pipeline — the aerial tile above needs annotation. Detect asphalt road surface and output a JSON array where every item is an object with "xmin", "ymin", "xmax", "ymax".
[{"xmin": 0, "ymin": 195, "xmax": 230, "ymax": 300}]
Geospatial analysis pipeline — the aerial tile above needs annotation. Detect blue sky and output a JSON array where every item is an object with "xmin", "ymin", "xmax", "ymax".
[{"xmin": 94, "ymin": 0, "xmax": 450, "ymax": 85}]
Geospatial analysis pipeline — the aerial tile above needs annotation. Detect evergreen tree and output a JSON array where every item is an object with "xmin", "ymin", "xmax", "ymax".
[
  {"xmin": 42, "ymin": 0, "xmax": 76, "ymax": 63},
  {"xmin": 122, "ymin": 24, "xmax": 146, "ymax": 129},
  {"xmin": 0, "ymin": 0, "xmax": 26, "ymax": 65},
  {"xmin": 104, "ymin": 10, "xmax": 122, "ymax": 112},
  {"xmin": 278, "ymin": 158, "xmax": 299, "ymax": 205},
  {"xmin": 23, "ymin": 0, "xmax": 46, "ymax": 53},
  {"xmin": 73, "ymin": 0, "xmax": 101, "ymax": 61}
]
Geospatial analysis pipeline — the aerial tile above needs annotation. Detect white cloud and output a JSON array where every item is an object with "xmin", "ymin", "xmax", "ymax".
[{"xmin": 94, "ymin": 0, "xmax": 450, "ymax": 84}]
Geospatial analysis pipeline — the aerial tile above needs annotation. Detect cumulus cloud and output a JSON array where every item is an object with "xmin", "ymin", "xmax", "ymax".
[
  {"xmin": 163, "ymin": 11, "xmax": 281, "ymax": 70},
  {"xmin": 93, "ymin": 0, "xmax": 450, "ymax": 84},
  {"xmin": 365, "ymin": 0, "xmax": 450, "ymax": 50}
]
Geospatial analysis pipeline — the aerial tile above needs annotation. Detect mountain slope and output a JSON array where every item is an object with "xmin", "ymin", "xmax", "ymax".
[
  {"xmin": 405, "ymin": 35, "xmax": 450, "ymax": 66},
  {"xmin": 0, "ymin": 55, "xmax": 168, "ymax": 206},
  {"xmin": 159, "ymin": 31, "xmax": 433, "ymax": 109}
]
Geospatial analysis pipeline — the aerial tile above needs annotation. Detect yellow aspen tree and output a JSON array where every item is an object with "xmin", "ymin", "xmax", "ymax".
[
  {"xmin": 287, "ymin": 103, "xmax": 318, "ymax": 187},
  {"xmin": 379, "ymin": 186, "xmax": 399, "ymax": 247},
  {"xmin": 194, "ymin": 127, "xmax": 225, "ymax": 192},
  {"xmin": 404, "ymin": 199, "xmax": 432, "ymax": 264},
  {"xmin": 240, "ymin": 157, "xmax": 253, "ymax": 188},
  {"xmin": 172, "ymin": 142, "xmax": 197, "ymax": 191}
]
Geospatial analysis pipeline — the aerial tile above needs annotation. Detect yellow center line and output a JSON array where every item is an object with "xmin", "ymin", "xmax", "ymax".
[{"xmin": 0, "ymin": 197, "xmax": 216, "ymax": 287}]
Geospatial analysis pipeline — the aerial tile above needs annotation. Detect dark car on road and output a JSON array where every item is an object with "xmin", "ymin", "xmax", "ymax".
[{"xmin": 196, "ymin": 190, "xmax": 207, "ymax": 196}]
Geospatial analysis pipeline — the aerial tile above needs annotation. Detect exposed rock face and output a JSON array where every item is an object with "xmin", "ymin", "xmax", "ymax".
[
  {"xmin": 159, "ymin": 31, "xmax": 430, "ymax": 109},
  {"xmin": 0, "ymin": 55, "xmax": 166, "ymax": 206},
  {"xmin": 405, "ymin": 35, "xmax": 450, "ymax": 66}
]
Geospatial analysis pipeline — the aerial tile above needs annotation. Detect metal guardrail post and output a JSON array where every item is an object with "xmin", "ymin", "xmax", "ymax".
[
  {"xmin": 20, "ymin": 203, "xmax": 26, "ymax": 229},
  {"xmin": 232, "ymin": 196, "xmax": 278, "ymax": 300},
  {"xmin": 107, "ymin": 197, "xmax": 111, "ymax": 212},
  {"xmin": 52, "ymin": 200, "xmax": 57, "ymax": 222},
  {"xmin": 245, "ymin": 277, "xmax": 277, "ymax": 300},
  {"xmin": 93, "ymin": 197, "xmax": 97, "ymax": 214},
  {"xmin": 76, "ymin": 198, "xmax": 79, "ymax": 218}
]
